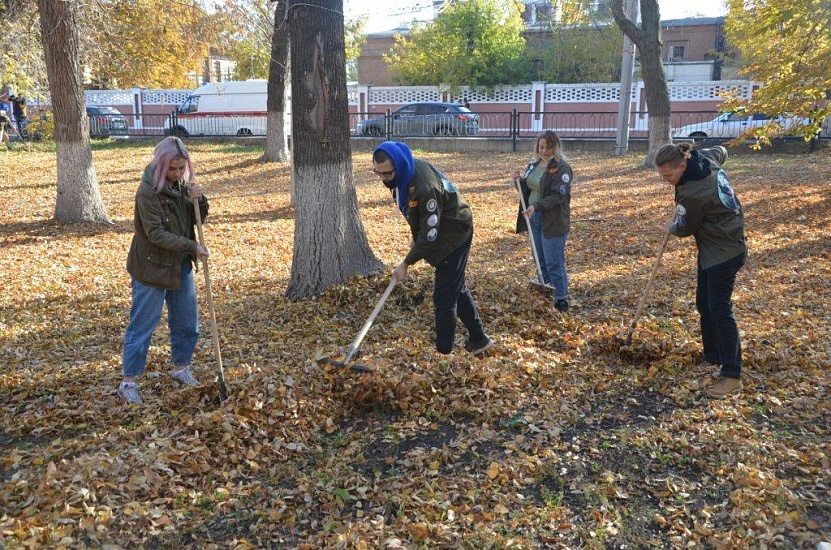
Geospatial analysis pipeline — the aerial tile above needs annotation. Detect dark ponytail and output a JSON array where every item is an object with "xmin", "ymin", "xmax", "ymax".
[{"xmin": 655, "ymin": 142, "xmax": 693, "ymax": 167}]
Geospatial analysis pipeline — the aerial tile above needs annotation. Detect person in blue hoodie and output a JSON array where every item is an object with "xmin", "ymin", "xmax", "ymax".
[{"xmin": 372, "ymin": 141, "xmax": 493, "ymax": 356}]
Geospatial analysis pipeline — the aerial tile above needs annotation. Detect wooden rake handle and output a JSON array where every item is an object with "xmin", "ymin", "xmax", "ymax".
[
  {"xmin": 343, "ymin": 277, "xmax": 397, "ymax": 365},
  {"xmin": 624, "ymin": 214, "xmax": 676, "ymax": 346},
  {"xmin": 514, "ymin": 177, "xmax": 546, "ymax": 282},
  {"xmin": 193, "ymin": 196, "xmax": 228, "ymax": 401}
]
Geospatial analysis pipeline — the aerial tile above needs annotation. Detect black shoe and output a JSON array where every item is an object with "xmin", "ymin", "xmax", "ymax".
[
  {"xmin": 555, "ymin": 299, "xmax": 569, "ymax": 312},
  {"xmin": 465, "ymin": 336, "xmax": 494, "ymax": 356}
]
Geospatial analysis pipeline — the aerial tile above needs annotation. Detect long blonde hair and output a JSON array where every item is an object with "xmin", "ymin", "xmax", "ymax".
[{"xmin": 535, "ymin": 130, "xmax": 567, "ymax": 163}]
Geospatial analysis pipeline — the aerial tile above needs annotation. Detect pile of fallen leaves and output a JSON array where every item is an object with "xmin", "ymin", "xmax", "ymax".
[{"xmin": 1, "ymin": 141, "xmax": 829, "ymax": 549}]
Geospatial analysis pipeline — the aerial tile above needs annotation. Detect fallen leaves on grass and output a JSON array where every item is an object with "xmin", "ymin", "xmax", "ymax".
[{"xmin": 0, "ymin": 142, "xmax": 829, "ymax": 548}]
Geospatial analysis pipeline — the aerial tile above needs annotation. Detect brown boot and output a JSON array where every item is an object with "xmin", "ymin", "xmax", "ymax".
[{"xmin": 705, "ymin": 377, "xmax": 742, "ymax": 398}]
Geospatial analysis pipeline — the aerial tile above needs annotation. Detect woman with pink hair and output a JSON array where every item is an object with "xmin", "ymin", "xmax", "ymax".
[{"xmin": 118, "ymin": 137, "xmax": 210, "ymax": 404}]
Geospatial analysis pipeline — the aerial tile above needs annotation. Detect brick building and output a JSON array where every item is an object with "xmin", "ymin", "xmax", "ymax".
[{"xmin": 357, "ymin": 16, "xmax": 735, "ymax": 86}]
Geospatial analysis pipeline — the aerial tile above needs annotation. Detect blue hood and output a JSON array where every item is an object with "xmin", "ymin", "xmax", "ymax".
[{"xmin": 374, "ymin": 141, "xmax": 415, "ymax": 215}]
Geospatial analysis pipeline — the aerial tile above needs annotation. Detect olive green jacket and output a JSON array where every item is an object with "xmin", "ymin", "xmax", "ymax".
[
  {"xmin": 403, "ymin": 159, "xmax": 473, "ymax": 266},
  {"xmin": 126, "ymin": 165, "xmax": 208, "ymax": 289}
]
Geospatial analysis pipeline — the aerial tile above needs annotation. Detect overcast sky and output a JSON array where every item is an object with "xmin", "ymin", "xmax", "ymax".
[{"xmin": 345, "ymin": 0, "xmax": 728, "ymax": 33}]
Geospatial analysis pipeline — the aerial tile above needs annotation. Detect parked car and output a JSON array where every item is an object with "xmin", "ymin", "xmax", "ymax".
[
  {"xmin": 357, "ymin": 102, "xmax": 479, "ymax": 137},
  {"xmin": 86, "ymin": 105, "xmax": 129, "ymax": 139},
  {"xmin": 673, "ymin": 112, "xmax": 808, "ymax": 140}
]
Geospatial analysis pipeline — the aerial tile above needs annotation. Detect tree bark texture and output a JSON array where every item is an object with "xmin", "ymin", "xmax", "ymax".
[
  {"xmin": 285, "ymin": 0, "xmax": 382, "ymax": 299},
  {"xmin": 612, "ymin": 0, "xmax": 672, "ymax": 167},
  {"xmin": 263, "ymin": 0, "xmax": 290, "ymax": 163},
  {"xmin": 37, "ymin": 0, "xmax": 110, "ymax": 223}
]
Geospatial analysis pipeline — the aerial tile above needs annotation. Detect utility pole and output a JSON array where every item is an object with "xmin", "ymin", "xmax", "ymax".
[{"xmin": 614, "ymin": 0, "xmax": 639, "ymax": 157}]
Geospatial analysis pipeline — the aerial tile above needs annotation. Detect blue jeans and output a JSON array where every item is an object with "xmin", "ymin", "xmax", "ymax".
[
  {"xmin": 433, "ymin": 234, "xmax": 486, "ymax": 354},
  {"xmin": 541, "ymin": 232, "xmax": 568, "ymax": 300},
  {"xmin": 696, "ymin": 252, "xmax": 745, "ymax": 379},
  {"xmin": 122, "ymin": 262, "xmax": 200, "ymax": 377},
  {"xmin": 528, "ymin": 211, "xmax": 549, "ymax": 284}
]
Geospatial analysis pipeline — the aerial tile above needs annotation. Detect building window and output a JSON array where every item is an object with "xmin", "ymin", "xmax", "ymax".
[
  {"xmin": 535, "ymin": 3, "xmax": 552, "ymax": 23},
  {"xmin": 667, "ymin": 44, "xmax": 686, "ymax": 62}
]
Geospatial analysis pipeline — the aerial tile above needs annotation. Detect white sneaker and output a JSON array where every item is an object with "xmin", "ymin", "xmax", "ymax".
[
  {"xmin": 170, "ymin": 367, "xmax": 200, "ymax": 387},
  {"xmin": 118, "ymin": 382, "xmax": 142, "ymax": 404}
]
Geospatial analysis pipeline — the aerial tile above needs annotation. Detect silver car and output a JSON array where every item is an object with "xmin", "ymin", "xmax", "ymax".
[{"xmin": 358, "ymin": 102, "xmax": 479, "ymax": 136}]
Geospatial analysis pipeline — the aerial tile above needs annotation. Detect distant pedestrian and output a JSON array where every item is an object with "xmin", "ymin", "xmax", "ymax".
[
  {"xmin": 512, "ymin": 130, "xmax": 573, "ymax": 312},
  {"xmin": 118, "ymin": 137, "xmax": 210, "ymax": 404},
  {"xmin": 0, "ymin": 105, "xmax": 11, "ymax": 150},
  {"xmin": 10, "ymin": 95, "xmax": 27, "ymax": 133},
  {"xmin": 372, "ymin": 140, "xmax": 494, "ymax": 356},
  {"xmin": 655, "ymin": 143, "xmax": 746, "ymax": 398}
]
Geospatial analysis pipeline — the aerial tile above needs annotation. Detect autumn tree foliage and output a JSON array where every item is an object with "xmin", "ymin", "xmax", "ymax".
[
  {"xmin": 87, "ymin": 0, "xmax": 218, "ymax": 89},
  {"xmin": 526, "ymin": 24, "xmax": 624, "ymax": 83},
  {"xmin": 213, "ymin": 0, "xmax": 276, "ymax": 81},
  {"xmin": 213, "ymin": 0, "xmax": 365, "ymax": 82},
  {"xmin": 385, "ymin": 0, "xmax": 532, "ymax": 86},
  {"xmin": 610, "ymin": 0, "xmax": 672, "ymax": 166},
  {"xmin": 36, "ymin": 0, "xmax": 110, "ymax": 223},
  {"xmin": 724, "ymin": 0, "xmax": 831, "ymax": 143},
  {"xmin": 0, "ymin": 1, "xmax": 48, "ymax": 98},
  {"xmin": 286, "ymin": 0, "xmax": 382, "ymax": 298}
]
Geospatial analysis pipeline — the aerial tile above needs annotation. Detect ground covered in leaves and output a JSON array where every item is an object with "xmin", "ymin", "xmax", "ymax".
[{"xmin": 1, "ymin": 141, "xmax": 829, "ymax": 549}]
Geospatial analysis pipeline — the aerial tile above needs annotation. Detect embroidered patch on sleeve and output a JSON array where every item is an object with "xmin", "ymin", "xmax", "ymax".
[
  {"xmin": 427, "ymin": 228, "xmax": 438, "ymax": 241},
  {"xmin": 561, "ymin": 173, "xmax": 570, "ymax": 183},
  {"xmin": 408, "ymin": 200, "xmax": 420, "ymax": 208},
  {"xmin": 426, "ymin": 199, "xmax": 438, "ymax": 212},
  {"xmin": 675, "ymin": 203, "xmax": 687, "ymax": 227},
  {"xmin": 427, "ymin": 214, "xmax": 438, "ymax": 227}
]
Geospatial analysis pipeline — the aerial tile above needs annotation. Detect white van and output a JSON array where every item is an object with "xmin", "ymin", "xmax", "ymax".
[{"xmin": 167, "ymin": 80, "xmax": 269, "ymax": 137}]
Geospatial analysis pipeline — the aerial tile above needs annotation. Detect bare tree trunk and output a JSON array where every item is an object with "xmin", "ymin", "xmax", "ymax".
[
  {"xmin": 262, "ymin": 0, "xmax": 290, "ymax": 163},
  {"xmin": 285, "ymin": 0, "xmax": 382, "ymax": 299},
  {"xmin": 611, "ymin": 0, "xmax": 672, "ymax": 167},
  {"xmin": 37, "ymin": 0, "xmax": 110, "ymax": 223}
]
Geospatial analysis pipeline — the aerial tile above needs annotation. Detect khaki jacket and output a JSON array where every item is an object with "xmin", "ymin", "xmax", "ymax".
[
  {"xmin": 531, "ymin": 158, "xmax": 572, "ymax": 238},
  {"xmin": 126, "ymin": 165, "xmax": 208, "ymax": 289},
  {"xmin": 403, "ymin": 159, "xmax": 473, "ymax": 267}
]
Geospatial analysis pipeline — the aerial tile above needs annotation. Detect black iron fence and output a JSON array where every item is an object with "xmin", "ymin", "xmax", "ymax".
[{"xmin": 28, "ymin": 109, "xmax": 825, "ymax": 143}]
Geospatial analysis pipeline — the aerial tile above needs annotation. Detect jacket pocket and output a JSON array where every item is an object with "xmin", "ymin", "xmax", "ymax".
[{"xmin": 147, "ymin": 249, "xmax": 175, "ymax": 268}]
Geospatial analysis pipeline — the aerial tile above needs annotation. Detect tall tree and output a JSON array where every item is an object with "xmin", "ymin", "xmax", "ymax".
[
  {"xmin": 36, "ymin": 0, "xmax": 110, "ymax": 224},
  {"xmin": 611, "ymin": 0, "xmax": 671, "ymax": 166},
  {"xmin": 386, "ymin": 0, "xmax": 532, "ymax": 86},
  {"xmin": 285, "ymin": 0, "xmax": 382, "ymax": 299},
  {"xmin": 724, "ymin": 0, "xmax": 831, "ymax": 144},
  {"xmin": 263, "ymin": 0, "xmax": 290, "ymax": 163}
]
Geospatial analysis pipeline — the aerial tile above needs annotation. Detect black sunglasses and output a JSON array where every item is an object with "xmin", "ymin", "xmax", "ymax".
[{"xmin": 372, "ymin": 167, "xmax": 395, "ymax": 177}]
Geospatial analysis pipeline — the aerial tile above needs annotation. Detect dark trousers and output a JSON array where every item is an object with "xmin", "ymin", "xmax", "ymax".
[
  {"xmin": 433, "ymin": 234, "xmax": 485, "ymax": 354},
  {"xmin": 696, "ymin": 252, "xmax": 745, "ymax": 378}
]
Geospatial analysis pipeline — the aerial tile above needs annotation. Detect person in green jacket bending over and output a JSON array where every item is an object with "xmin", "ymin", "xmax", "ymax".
[{"xmin": 656, "ymin": 143, "xmax": 746, "ymax": 398}]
